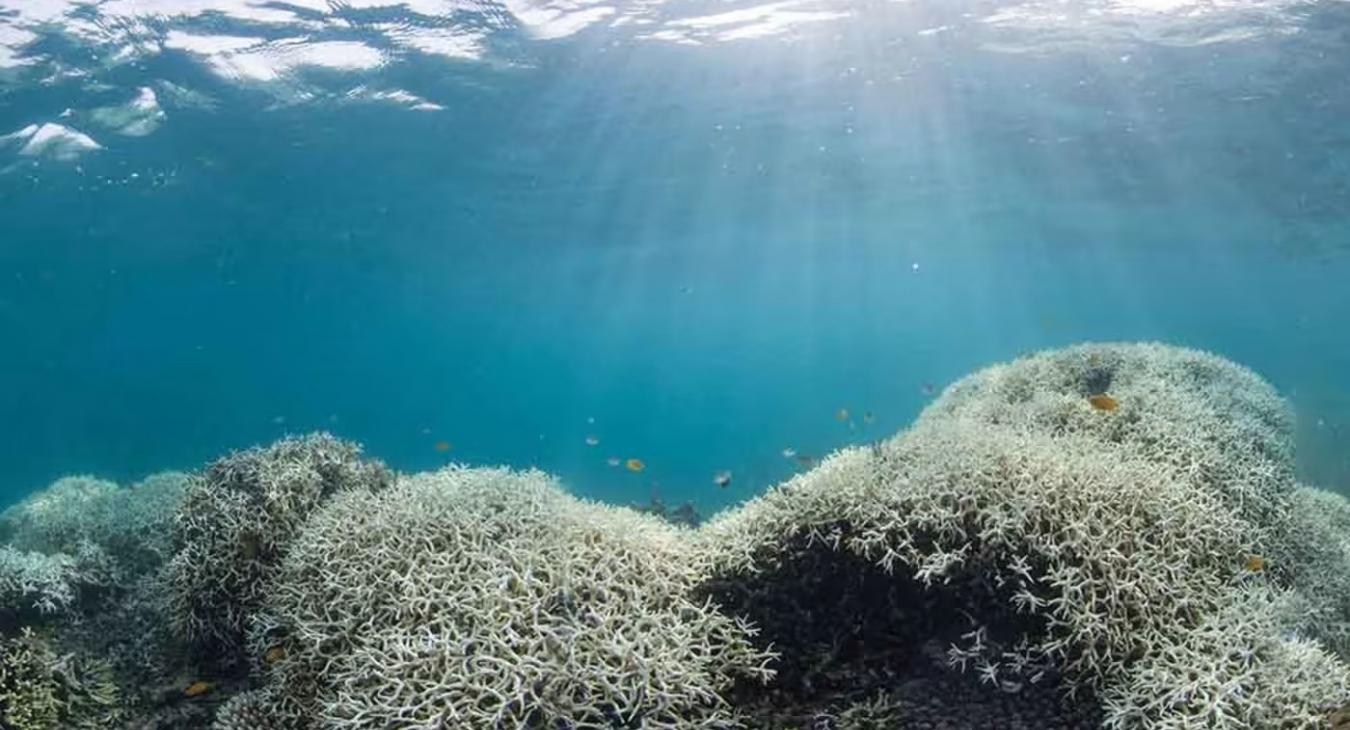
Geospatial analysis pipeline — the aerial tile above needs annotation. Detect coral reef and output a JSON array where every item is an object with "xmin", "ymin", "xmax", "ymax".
[
  {"xmin": 0, "ymin": 627, "xmax": 123, "ymax": 730},
  {"xmin": 0, "ymin": 541, "xmax": 117, "ymax": 624},
  {"xmin": 1, "ymin": 472, "xmax": 190, "ymax": 578},
  {"xmin": 1268, "ymin": 484, "xmax": 1350, "ymax": 661},
  {"xmin": 165, "ymin": 433, "xmax": 393, "ymax": 665},
  {"xmin": 3, "ymin": 343, "xmax": 1350, "ymax": 730},
  {"xmin": 693, "ymin": 342, "xmax": 1348, "ymax": 728},
  {"xmin": 243, "ymin": 466, "xmax": 774, "ymax": 729}
]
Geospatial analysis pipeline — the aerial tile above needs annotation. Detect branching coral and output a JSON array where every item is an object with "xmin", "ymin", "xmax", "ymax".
[
  {"xmin": 166, "ymin": 432, "xmax": 393, "ymax": 665},
  {"xmin": 0, "ymin": 541, "xmax": 116, "ymax": 623},
  {"xmin": 1, "ymin": 472, "xmax": 190, "ymax": 577},
  {"xmin": 693, "ymin": 342, "xmax": 1344, "ymax": 728},
  {"xmin": 1265, "ymin": 484, "xmax": 1350, "ymax": 662},
  {"xmin": 0, "ymin": 629, "xmax": 61, "ymax": 730},
  {"xmin": 239, "ymin": 466, "xmax": 775, "ymax": 730},
  {"xmin": 1101, "ymin": 583, "xmax": 1350, "ymax": 729},
  {"xmin": 0, "ymin": 628, "xmax": 123, "ymax": 730}
]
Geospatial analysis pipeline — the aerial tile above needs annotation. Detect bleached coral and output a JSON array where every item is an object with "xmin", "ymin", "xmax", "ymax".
[
  {"xmin": 166, "ymin": 432, "xmax": 393, "ymax": 664},
  {"xmin": 1268, "ymin": 484, "xmax": 1350, "ymax": 661},
  {"xmin": 1101, "ymin": 584, "xmax": 1350, "ymax": 729},
  {"xmin": 693, "ymin": 342, "xmax": 1341, "ymax": 727},
  {"xmin": 1, "ymin": 472, "xmax": 190, "ymax": 576},
  {"xmin": 0, "ymin": 541, "xmax": 115, "ymax": 620},
  {"xmin": 242, "ymin": 466, "xmax": 775, "ymax": 729}
]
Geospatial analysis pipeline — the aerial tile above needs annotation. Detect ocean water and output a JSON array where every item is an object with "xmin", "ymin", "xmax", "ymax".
[{"xmin": 1, "ymin": 0, "xmax": 1348, "ymax": 515}]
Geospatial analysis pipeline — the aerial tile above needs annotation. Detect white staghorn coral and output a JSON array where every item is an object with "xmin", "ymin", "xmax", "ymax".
[
  {"xmin": 166, "ymin": 432, "xmax": 393, "ymax": 664},
  {"xmin": 1, "ymin": 471, "xmax": 191, "ymax": 576},
  {"xmin": 240, "ymin": 465, "xmax": 775, "ymax": 730},
  {"xmin": 693, "ymin": 342, "xmax": 1347, "ymax": 728}
]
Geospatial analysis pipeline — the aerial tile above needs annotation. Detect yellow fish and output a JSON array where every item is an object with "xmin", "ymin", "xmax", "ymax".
[
  {"xmin": 264, "ymin": 646, "xmax": 286, "ymax": 665},
  {"xmin": 1243, "ymin": 554, "xmax": 1266, "ymax": 573},
  {"xmin": 835, "ymin": 408, "xmax": 850, "ymax": 422},
  {"xmin": 434, "ymin": 441, "xmax": 452, "ymax": 453},
  {"xmin": 1087, "ymin": 394, "xmax": 1119, "ymax": 412},
  {"xmin": 184, "ymin": 681, "xmax": 214, "ymax": 698},
  {"xmin": 626, "ymin": 458, "xmax": 646, "ymax": 473}
]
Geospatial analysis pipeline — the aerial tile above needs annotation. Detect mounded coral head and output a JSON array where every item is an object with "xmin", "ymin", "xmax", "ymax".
[
  {"xmin": 242, "ymin": 465, "xmax": 774, "ymax": 729},
  {"xmin": 694, "ymin": 342, "xmax": 1335, "ymax": 728},
  {"xmin": 166, "ymin": 432, "xmax": 393, "ymax": 665}
]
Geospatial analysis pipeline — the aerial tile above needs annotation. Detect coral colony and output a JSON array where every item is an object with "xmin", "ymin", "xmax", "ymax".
[{"xmin": 3, "ymin": 343, "xmax": 1350, "ymax": 729}]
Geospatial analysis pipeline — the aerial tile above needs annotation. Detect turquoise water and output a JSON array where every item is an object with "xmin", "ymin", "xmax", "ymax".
[{"xmin": 2, "ymin": 0, "xmax": 1349, "ymax": 515}]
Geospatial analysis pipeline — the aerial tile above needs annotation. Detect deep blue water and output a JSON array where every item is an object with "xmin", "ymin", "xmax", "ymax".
[{"xmin": 1, "ymin": 0, "xmax": 1348, "ymax": 514}]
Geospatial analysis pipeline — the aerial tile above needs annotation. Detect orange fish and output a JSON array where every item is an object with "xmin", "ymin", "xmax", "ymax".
[
  {"xmin": 184, "ymin": 681, "xmax": 214, "ymax": 698},
  {"xmin": 434, "ymin": 441, "xmax": 452, "ymax": 453},
  {"xmin": 626, "ymin": 458, "xmax": 645, "ymax": 473},
  {"xmin": 264, "ymin": 646, "xmax": 286, "ymax": 665},
  {"xmin": 1243, "ymin": 554, "xmax": 1266, "ymax": 573},
  {"xmin": 1087, "ymin": 394, "xmax": 1119, "ymax": 412}
]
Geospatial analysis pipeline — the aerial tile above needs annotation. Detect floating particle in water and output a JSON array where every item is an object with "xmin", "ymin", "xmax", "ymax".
[
  {"xmin": 835, "ymin": 408, "xmax": 850, "ymax": 422},
  {"xmin": 911, "ymin": 262, "xmax": 920, "ymax": 272},
  {"xmin": 626, "ymin": 458, "xmax": 646, "ymax": 473},
  {"xmin": 184, "ymin": 681, "xmax": 214, "ymax": 698},
  {"xmin": 713, "ymin": 471, "xmax": 732, "ymax": 488},
  {"xmin": 585, "ymin": 435, "xmax": 600, "ymax": 447},
  {"xmin": 587, "ymin": 416, "xmax": 595, "ymax": 424},
  {"xmin": 272, "ymin": 415, "xmax": 286, "ymax": 425},
  {"xmin": 607, "ymin": 457, "xmax": 621, "ymax": 467},
  {"xmin": 1087, "ymin": 394, "xmax": 1119, "ymax": 412},
  {"xmin": 434, "ymin": 441, "xmax": 452, "ymax": 453},
  {"xmin": 1243, "ymin": 554, "xmax": 1267, "ymax": 573},
  {"xmin": 781, "ymin": 448, "xmax": 797, "ymax": 459}
]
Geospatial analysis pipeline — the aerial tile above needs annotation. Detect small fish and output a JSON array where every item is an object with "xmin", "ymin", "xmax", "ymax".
[
  {"xmin": 607, "ymin": 457, "xmax": 621, "ymax": 467},
  {"xmin": 585, "ymin": 435, "xmax": 600, "ymax": 447},
  {"xmin": 587, "ymin": 416, "xmax": 595, "ymax": 424},
  {"xmin": 1087, "ymin": 394, "xmax": 1119, "ymax": 412},
  {"xmin": 836, "ymin": 408, "xmax": 850, "ymax": 422},
  {"xmin": 434, "ymin": 441, "xmax": 452, "ymax": 453},
  {"xmin": 921, "ymin": 382, "xmax": 936, "ymax": 396},
  {"xmin": 781, "ymin": 448, "xmax": 797, "ymax": 459},
  {"xmin": 862, "ymin": 411, "xmax": 875, "ymax": 425},
  {"xmin": 271, "ymin": 415, "xmax": 286, "ymax": 425},
  {"xmin": 713, "ymin": 471, "xmax": 732, "ymax": 488},
  {"xmin": 626, "ymin": 458, "xmax": 646, "ymax": 473},
  {"xmin": 795, "ymin": 455, "xmax": 817, "ymax": 468},
  {"xmin": 1243, "ymin": 554, "xmax": 1267, "ymax": 573},
  {"xmin": 264, "ymin": 646, "xmax": 286, "ymax": 665},
  {"xmin": 184, "ymin": 681, "xmax": 214, "ymax": 698}
]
